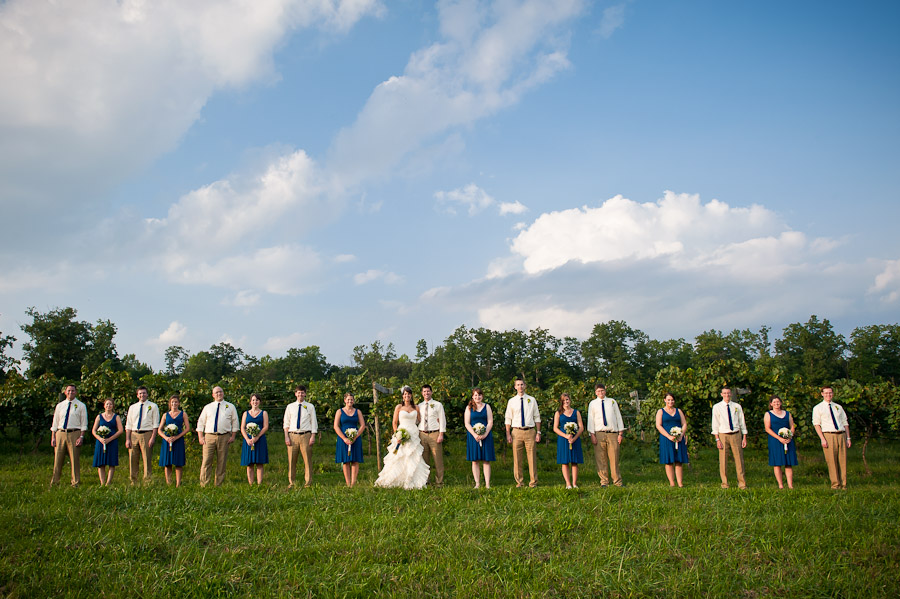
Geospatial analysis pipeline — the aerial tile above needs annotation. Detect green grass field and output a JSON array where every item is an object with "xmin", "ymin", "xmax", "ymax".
[{"xmin": 1, "ymin": 432, "xmax": 898, "ymax": 598}]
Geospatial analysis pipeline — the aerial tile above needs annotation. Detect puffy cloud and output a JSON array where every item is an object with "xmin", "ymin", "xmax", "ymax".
[
  {"xmin": 223, "ymin": 290, "xmax": 262, "ymax": 307},
  {"xmin": 499, "ymin": 200, "xmax": 528, "ymax": 215},
  {"xmin": 870, "ymin": 259, "xmax": 900, "ymax": 303},
  {"xmin": 434, "ymin": 183, "xmax": 495, "ymax": 215},
  {"xmin": 0, "ymin": 0, "xmax": 381, "ymax": 221},
  {"xmin": 149, "ymin": 321, "xmax": 187, "ymax": 348},
  {"xmin": 597, "ymin": 3, "xmax": 626, "ymax": 39},
  {"xmin": 354, "ymin": 269, "xmax": 402, "ymax": 285},
  {"xmin": 263, "ymin": 332, "xmax": 310, "ymax": 352}
]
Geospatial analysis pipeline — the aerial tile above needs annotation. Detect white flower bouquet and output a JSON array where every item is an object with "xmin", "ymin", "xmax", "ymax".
[
  {"xmin": 391, "ymin": 428, "xmax": 411, "ymax": 454},
  {"xmin": 778, "ymin": 427, "xmax": 793, "ymax": 454},
  {"xmin": 669, "ymin": 426, "xmax": 683, "ymax": 450},
  {"xmin": 164, "ymin": 423, "xmax": 179, "ymax": 450},
  {"xmin": 472, "ymin": 423, "xmax": 486, "ymax": 447},
  {"xmin": 246, "ymin": 423, "xmax": 261, "ymax": 451},
  {"xmin": 564, "ymin": 422, "xmax": 578, "ymax": 450},
  {"xmin": 97, "ymin": 425, "xmax": 111, "ymax": 452},
  {"xmin": 344, "ymin": 428, "xmax": 359, "ymax": 456}
]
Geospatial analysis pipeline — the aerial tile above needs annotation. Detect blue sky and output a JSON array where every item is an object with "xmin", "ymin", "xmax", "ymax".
[{"xmin": 1, "ymin": 0, "xmax": 899, "ymax": 369}]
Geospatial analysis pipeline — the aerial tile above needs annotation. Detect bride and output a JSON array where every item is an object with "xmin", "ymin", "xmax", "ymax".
[{"xmin": 375, "ymin": 386, "xmax": 430, "ymax": 489}]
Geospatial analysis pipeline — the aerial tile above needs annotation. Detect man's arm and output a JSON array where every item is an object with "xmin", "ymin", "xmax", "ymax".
[
  {"xmin": 309, "ymin": 404, "xmax": 317, "ymax": 444},
  {"xmin": 436, "ymin": 402, "xmax": 446, "ymax": 443}
]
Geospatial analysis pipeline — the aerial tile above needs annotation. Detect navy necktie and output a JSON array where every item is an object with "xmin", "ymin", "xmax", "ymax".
[
  {"xmin": 214, "ymin": 403, "xmax": 221, "ymax": 433},
  {"xmin": 829, "ymin": 404, "xmax": 839, "ymax": 430},
  {"xmin": 63, "ymin": 402, "xmax": 72, "ymax": 429},
  {"xmin": 137, "ymin": 403, "xmax": 143, "ymax": 429},
  {"xmin": 520, "ymin": 397, "xmax": 525, "ymax": 427},
  {"xmin": 726, "ymin": 404, "xmax": 733, "ymax": 431},
  {"xmin": 296, "ymin": 403, "xmax": 302, "ymax": 430},
  {"xmin": 602, "ymin": 400, "xmax": 608, "ymax": 427}
]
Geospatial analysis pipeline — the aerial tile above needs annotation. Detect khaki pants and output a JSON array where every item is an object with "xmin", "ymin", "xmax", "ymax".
[
  {"xmin": 823, "ymin": 431, "xmax": 848, "ymax": 489},
  {"xmin": 287, "ymin": 432, "xmax": 313, "ymax": 486},
  {"xmin": 129, "ymin": 430, "xmax": 153, "ymax": 484},
  {"xmin": 511, "ymin": 428, "xmax": 537, "ymax": 487},
  {"xmin": 718, "ymin": 432, "xmax": 746, "ymax": 489},
  {"xmin": 200, "ymin": 433, "xmax": 231, "ymax": 487},
  {"xmin": 420, "ymin": 431, "xmax": 444, "ymax": 485},
  {"xmin": 593, "ymin": 431, "xmax": 622, "ymax": 486},
  {"xmin": 51, "ymin": 430, "xmax": 81, "ymax": 486}
]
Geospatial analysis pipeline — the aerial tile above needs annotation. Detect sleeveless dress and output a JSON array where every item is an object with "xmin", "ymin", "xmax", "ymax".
[
  {"xmin": 556, "ymin": 409, "xmax": 584, "ymax": 465},
  {"xmin": 466, "ymin": 404, "xmax": 496, "ymax": 462},
  {"xmin": 375, "ymin": 409, "xmax": 430, "ymax": 489},
  {"xmin": 158, "ymin": 411, "xmax": 186, "ymax": 467},
  {"xmin": 240, "ymin": 411, "xmax": 269, "ymax": 466},
  {"xmin": 92, "ymin": 413, "xmax": 119, "ymax": 467},
  {"xmin": 335, "ymin": 408, "xmax": 364, "ymax": 463},
  {"xmin": 767, "ymin": 411, "xmax": 798, "ymax": 467},
  {"xmin": 658, "ymin": 408, "xmax": 689, "ymax": 464}
]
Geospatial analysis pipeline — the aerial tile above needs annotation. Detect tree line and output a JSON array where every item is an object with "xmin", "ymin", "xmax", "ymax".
[{"xmin": 1, "ymin": 307, "xmax": 898, "ymax": 465}]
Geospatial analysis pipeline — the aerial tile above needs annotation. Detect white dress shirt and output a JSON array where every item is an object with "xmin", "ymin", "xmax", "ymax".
[
  {"xmin": 812, "ymin": 401, "xmax": 849, "ymax": 432},
  {"xmin": 418, "ymin": 400, "xmax": 447, "ymax": 433},
  {"xmin": 283, "ymin": 401, "xmax": 318, "ymax": 433},
  {"xmin": 711, "ymin": 400, "xmax": 747, "ymax": 436},
  {"xmin": 50, "ymin": 399, "xmax": 88, "ymax": 432},
  {"xmin": 196, "ymin": 400, "xmax": 239, "ymax": 434},
  {"xmin": 125, "ymin": 400, "xmax": 160, "ymax": 432},
  {"xmin": 505, "ymin": 394, "xmax": 541, "ymax": 427},
  {"xmin": 586, "ymin": 398, "xmax": 625, "ymax": 433}
]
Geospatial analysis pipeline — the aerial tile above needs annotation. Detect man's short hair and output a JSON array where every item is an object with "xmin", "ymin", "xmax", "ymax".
[
  {"xmin": 595, "ymin": 383, "xmax": 606, "ymax": 390},
  {"xmin": 421, "ymin": 384, "xmax": 432, "ymax": 391},
  {"xmin": 822, "ymin": 385, "xmax": 833, "ymax": 392},
  {"xmin": 721, "ymin": 386, "xmax": 732, "ymax": 392},
  {"xmin": 294, "ymin": 385, "xmax": 307, "ymax": 392},
  {"xmin": 136, "ymin": 386, "xmax": 149, "ymax": 393},
  {"xmin": 64, "ymin": 384, "xmax": 77, "ymax": 391}
]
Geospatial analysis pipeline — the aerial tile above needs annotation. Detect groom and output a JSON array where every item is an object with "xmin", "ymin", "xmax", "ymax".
[{"xmin": 418, "ymin": 384, "xmax": 446, "ymax": 487}]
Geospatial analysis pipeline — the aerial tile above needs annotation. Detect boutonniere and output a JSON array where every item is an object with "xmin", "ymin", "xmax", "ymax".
[
  {"xmin": 146, "ymin": 405, "xmax": 152, "ymax": 414},
  {"xmin": 526, "ymin": 398, "xmax": 531, "ymax": 404},
  {"xmin": 73, "ymin": 404, "xmax": 78, "ymax": 413}
]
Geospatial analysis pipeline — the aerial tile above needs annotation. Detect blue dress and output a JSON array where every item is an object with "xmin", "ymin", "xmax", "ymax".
[
  {"xmin": 767, "ymin": 411, "xmax": 798, "ymax": 467},
  {"xmin": 240, "ymin": 410, "xmax": 269, "ymax": 466},
  {"xmin": 466, "ymin": 405, "xmax": 496, "ymax": 462},
  {"xmin": 158, "ymin": 411, "xmax": 186, "ymax": 467},
  {"xmin": 658, "ymin": 408, "xmax": 689, "ymax": 464},
  {"xmin": 335, "ymin": 408, "xmax": 363, "ymax": 463},
  {"xmin": 556, "ymin": 410, "xmax": 584, "ymax": 465},
  {"xmin": 92, "ymin": 413, "xmax": 119, "ymax": 467}
]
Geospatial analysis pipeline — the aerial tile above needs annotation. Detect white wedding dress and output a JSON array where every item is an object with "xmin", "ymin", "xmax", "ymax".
[{"xmin": 374, "ymin": 409, "xmax": 430, "ymax": 489}]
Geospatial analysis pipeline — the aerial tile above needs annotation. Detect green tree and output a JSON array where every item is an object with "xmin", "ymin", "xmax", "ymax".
[
  {"xmin": 775, "ymin": 316, "xmax": 847, "ymax": 385},
  {"xmin": 21, "ymin": 307, "xmax": 120, "ymax": 381},
  {"xmin": 0, "ymin": 332, "xmax": 17, "ymax": 379},
  {"xmin": 182, "ymin": 343, "xmax": 245, "ymax": 382},
  {"xmin": 848, "ymin": 324, "xmax": 900, "ymax": 384},
  {"xmin": 164, "ymin": 345, "xmax": 189, "ymax": 376}
]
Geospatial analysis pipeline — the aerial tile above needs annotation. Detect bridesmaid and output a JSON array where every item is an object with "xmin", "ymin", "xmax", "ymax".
[
  {"xmin": 464, "ymin": 388, "xmax": 495, "ymax": 489},
  {"xmin": 552, "ymin": 393, "xmax": 584, "ymax": 489},
  {"xmin": 158, "ymin": 394, "xmax": 190, "ymax": 487},
  {"xmin": 655, "ymin": 393, "xmax": 688, "ymax": 487},
  {"xmin": 240, "ymin": 393, "xmax": 270, "ymax": 485},
  {"xmin": 764, "ymin": 395, "xmax": 797, "ymax": 489},
  {"xmin": 91, "ymin": 399, "xmax": 123, "ymax": 486},
  {"xmin": 334, "ymin": 393, "xmax": 366, "ymax": 487}
]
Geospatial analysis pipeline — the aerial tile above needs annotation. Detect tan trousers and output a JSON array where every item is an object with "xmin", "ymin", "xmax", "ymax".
[
  {"xmin": 51, "ymin": 430, "xmax": 81, "ymax": 486},
  {"xmin": 593, "ymin": 431, "xmax": 622, "ymax": 486},
  {"xmin": 420, "ymin": 431, "xmax": 444, "ymax": 485},
  {"xmin": 823, "ymin": 431, "xmax": 848, "ymax": 489},
  {"xmin": 129, "ymin": 430, "xmax": 153, "ymax": 484},
  {"xmin": 511, "ymin": 428, "xmax": 537, "ymax": 487},
  {"xmin": 287, "ymin": 432, "xmax": 313, "ymax": 486},
  {"xmin": 718, "ymin": 432, "xmax": 746, "ymax": 488},
  {"xmin": 200, "ymin": 433, "xmax": 231, "ymax": 487}
]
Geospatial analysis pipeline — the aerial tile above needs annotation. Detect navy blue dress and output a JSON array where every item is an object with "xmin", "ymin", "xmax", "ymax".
[
  {"xmin": 240, "ymin": 410, "xmax": 269, "ymax": 466},
  {"xmin": 336, "ymin": 408, "xmax": 363, "ymax": 463},
  {"xmin": 556, "ymin": 410, "xmax": 584, "ymax": 465},
  {"xmin": 466, "ymin": 405, "xmax": 496, "ymax": 462},
  {"xmin": 658, "ymin": 408, "xmax": 689, "ymax": 464},
  {"xmin": 158, "ymin": 411, "xmax": 186, "ymax": 467},
  {"xmin": 767, "ymin": 411, "xmax": 798, "ymax": 467},
  {"xmin": 92, "ymin": 413, "xmax": 119, "ymax": 467}
]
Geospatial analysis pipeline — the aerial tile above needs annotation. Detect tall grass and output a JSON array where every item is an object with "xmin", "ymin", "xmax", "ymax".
[{"xmin": 1, "ymin": 433, "xmax": 897, "ymax": 598}]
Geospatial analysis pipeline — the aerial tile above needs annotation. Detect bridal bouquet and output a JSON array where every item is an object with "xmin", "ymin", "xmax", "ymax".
[
  {"xmin": 344, "ymin": 428, "xmax": 359, "ymax": 456},
  {"xmin": 669, "ymin": 426, "xmax": 683, "ymax": 450},
  {"xmin": 164, "ymin": 423, "xmax": 179, "ymax": 451},
  {"xmin": 97, "ymin": 425, "xmax": 111, "ymax": 453},
  {"xmin": 472, "ymin": 423, "xmax": 486, "ymax": 447},
  {"xmin": 391, "ymin": 428, "xmax": 411, "ymax": 454},
  {"xmin": 778, "ymin": 427, "xmax": 793, "ymax": 454},
  {"xmin": 246, "ymin": 423, "xmax": 261, "ymax": 451},
  {"xmin": 564, "ymin": 422, "xmax": 578, "ymax": 450}
]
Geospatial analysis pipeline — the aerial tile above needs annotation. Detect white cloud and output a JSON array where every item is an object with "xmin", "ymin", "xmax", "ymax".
[
  {"xmin": 149, "ymin": 321, "xmax": 187, "ymax": 348},
  {"xmin": 334, "ymin": 254, "xmax": 357, "ymax": 263},
  {"xmin": 870, "ymin": 259, "xmax": 900, "ymax": 302},
  {"xmin": 434, "ymin": 183, "xmax": 495, "ymax": 215},
  {"xmin": 223, "ymin": 290, "xmax": 262, "ymax": 307},
  {"xmin": 354, "ymin": 269, "xmax": 402, "ymax": 285},
  {"xmin": 499, "ymin": 200, "xmax": 528, "ymax": 215},
  {"xmin": 597, "ymin": 3, "xmax": 626, "ymax": 39},
  {"xmin": 263, "ymin": 332, "xmax": 310, "ymax": 352},
  {"xmin": 478, "ymin": 303, "xmax": 609, "ymax": 338},
  {"xmin": 0, "ymin": 0, "xmax": 382, "ymax": 218}
]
